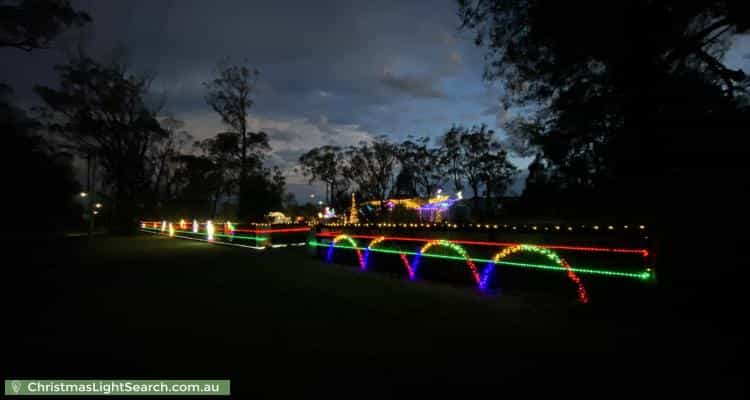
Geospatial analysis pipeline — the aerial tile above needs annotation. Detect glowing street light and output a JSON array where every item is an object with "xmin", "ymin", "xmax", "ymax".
[
  {"xmin": 80, "ymin": 192, "xmax": 87, "ymax": 197},
  {"xmin": 95, "ymin": 203, "xmax": 102, "ymax": 208}
]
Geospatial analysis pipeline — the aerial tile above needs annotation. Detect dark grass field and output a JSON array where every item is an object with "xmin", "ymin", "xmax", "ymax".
[{"xmin": 3, "ymin": 234, "xmax": 745, "ymax": 397}]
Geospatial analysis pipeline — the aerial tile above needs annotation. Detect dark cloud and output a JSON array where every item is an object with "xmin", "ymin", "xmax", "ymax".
[
  {"xmin": 274, "ymin": 148, "xmax": 307, "ymax": 165},
  {"xmin": 309, "ymin": 115, "xmax": 338, "ymax": 137},
  {"xmin": 264, "ymin": 127, "xmax": 300, "ymax": 143},
  {"xmin": 380, "ymin": 71, "xmax": 446, "ymax": 99}
]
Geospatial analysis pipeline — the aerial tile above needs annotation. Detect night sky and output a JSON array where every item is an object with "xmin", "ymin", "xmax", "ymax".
[{"xmin": 2, "ymin": 0, "xmax": 749, "ymax": 201}]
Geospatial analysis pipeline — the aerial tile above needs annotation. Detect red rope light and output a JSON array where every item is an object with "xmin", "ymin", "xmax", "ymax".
[{"xmin": 234, "ymin": 227, "xmax": 310, "ymax": 234}]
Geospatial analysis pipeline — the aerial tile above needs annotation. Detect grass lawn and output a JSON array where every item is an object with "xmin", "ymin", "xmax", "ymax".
[{"xmin": 3, "ymin": 234, "xmax": 744, "ymax": 397}]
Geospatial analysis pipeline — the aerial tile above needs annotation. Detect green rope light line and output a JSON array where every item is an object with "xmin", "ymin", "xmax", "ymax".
[
  {"xmin": 142, "ymin": 227, "xmax": 267, "ymax": 241},
  {"xmin": 310, "ymin": 241, "xmax": 652, "ymax": 281}
]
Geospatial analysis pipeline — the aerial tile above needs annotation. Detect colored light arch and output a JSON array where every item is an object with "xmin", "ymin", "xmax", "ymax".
[
  {"xmin": 487, "ymin": 245, "xmax": 589, "ymax": 304},
  {"xmin": 365, "ymin": 236, "xmax": 415, "ymax": 279},
  {"xmin": 327, "ymin": 234, "xmax": 365, "ymax": 270},
  {"xmin": 414, "ymin": 240, "xmax": 480, "ymax": 284}
]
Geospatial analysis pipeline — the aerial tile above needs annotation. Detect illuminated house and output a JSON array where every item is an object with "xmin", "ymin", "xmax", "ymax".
[{"xmin": 360, "ymin": 192, "xmax": 462, "ymax": 222}]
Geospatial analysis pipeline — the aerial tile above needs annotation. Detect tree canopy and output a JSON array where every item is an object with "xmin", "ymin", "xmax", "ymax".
[
  {"xmin": 0, "ymin": 0, "xmax": 90, "ymax": 51},
  {"xmin": 459, "ymin": 0, "xmax": 750, "ymax": 216}
]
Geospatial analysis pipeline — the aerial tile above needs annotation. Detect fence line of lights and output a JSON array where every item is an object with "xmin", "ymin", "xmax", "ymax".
[
  {"xmin": 312, "ymin": 241, "xmax": 651, "ymax": 280},
  {"xmin": 322, "ymin": 222, "xmax": 648, "ymax": 232},
  {"xmin": 316, "ymin": 232, "xmax": 649, "ymax": 257},
  {"xmin": 140, "ymin": 219, "xmax": 652, "ymax": 303},
  {"xmin": 141, "ymin": 219, "xmax": 308, "ymax": 250},
  {"xmin": 234, "ymin": 227, "xmax": 311, "ymax": 234}
]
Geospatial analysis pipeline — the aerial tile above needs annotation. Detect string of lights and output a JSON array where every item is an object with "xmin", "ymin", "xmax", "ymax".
[
  {"xmin": 323, "ymin": 222, "xmax": 648, "ymax": 232},
  {"xmin": 327, "ymin": 234, "xmax": 365, "ymax": 269},
  {"xmin": 234, "ymin": 227, "xmax": 311, "ymax": 234},
  {"xmin": 142, "ymin": 226, "xmax": 268, "ymax": 241},
  {"xmin": 316, "ymin": 232, "xmax": 648, "ymax": 257},
  {"xmin": 489, "ymin": 244, "xmax": 589, "ymax": 304},
  {"xmin": 312, "ymin": 241, "xmax": 651, "ymax": 280},
  {"xmin": 364, "ymin": 236, "xmax": 414, "ymax": 278}
]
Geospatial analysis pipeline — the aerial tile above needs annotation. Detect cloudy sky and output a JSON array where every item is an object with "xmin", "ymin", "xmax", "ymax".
[{"xmin": 2, "ymin": 0, "xmax": 749, "ymax": 201}]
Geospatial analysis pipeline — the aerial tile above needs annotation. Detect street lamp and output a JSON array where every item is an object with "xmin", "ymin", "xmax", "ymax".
[
  {"xmin": 80, "ymin": 192, "xmax": 87, "ymax": 197},
  {"xmin": 95, "ymin": 203, "xmax": 102, "ymax": 208}
]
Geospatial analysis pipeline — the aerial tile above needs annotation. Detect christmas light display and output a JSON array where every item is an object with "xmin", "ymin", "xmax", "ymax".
[
  {"xmin": 364, "ymin": 236, "xmax": 414, "ymax": 278},
  {"xmin": 321, "ymin": 222, "xmax": 649, "ymax": 233},
  {"xmin": 142, "ymin": 228, "xmax": 267, "ymax": 250},
  {"xmin": 326, "ymin": 234, "xmax": 364, "ymax": 269},
  {"xmin": 349, "ymin": 192, "xmax": 359, "ymax": 224},
  {"xmin": 143, "ymin": 225, "xmax": 268, "ymax": 242},
  {"xmin": 206, "ymin": 220, "xmax": 214, "ymax": 241},
  {"xmin": 234, "ymin": 227, "xmax": 310, "ymax": 234},
  {"xmin": 224, "ymin": 221, "xmax": 236, "ymax": 235},
  {"xmin": 316, "ymin": 232, "xmax": 648, "ymax": 257},
  {"xmin": 312, "ymin": 241, "xmax": 651, "ymax": 280},
  {"xmin": 140, "ymin": 219, "xmax": 650, "ymax": 303},
  {"xmin": 487, "ymin": 245, "xmax": 589, "ymax": 303},
  {"xmin": 415, "ymin": 240, "xmax": 480, "ymax": 284}
]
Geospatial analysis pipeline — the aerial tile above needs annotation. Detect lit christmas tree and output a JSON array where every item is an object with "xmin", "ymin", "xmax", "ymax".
[{"xmin": 349, "ymin": 192, "xmax": 359, "ymax": 224}]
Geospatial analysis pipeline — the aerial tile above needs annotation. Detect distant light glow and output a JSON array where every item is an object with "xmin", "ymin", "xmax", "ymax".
[
  {"xmin": 193, "ymin": 219, "xmax": 198, "ymax": 233},
  {"xmin": 168, "ymin": 222, "xmax": 175, "ymax": 237},
  {"xmin": 206, "ymin": 220, "xmax": 214, "ymax": 241},
  {"xmin": 225, "ymin": 221, "xmax": 235, "ymax": 235}
]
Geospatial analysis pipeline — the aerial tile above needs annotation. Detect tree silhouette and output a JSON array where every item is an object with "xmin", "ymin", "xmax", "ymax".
[
  {"xmin": 458, "ymin": 0, "xmax": 750, "ymax": 217},
  {"xmin": 204, "ymin": 62, "xmax": 272, "ymax": 220},
  {"xmin": 150, "ymin": 116, "xmax": 192, "ymax": 215},
  {"xmin": 345, "ymin": 137, "xmax": 399, "ymax": 212},
  {"xmin": 0, "ymin": 0, "xmax": 89, "ymax": 51},
  {"xmin": 438, "ymin": 125, "xmax": 465, "ymax": 193},
  {"xmin": 35, "ymin": 56, "xmax": 168, "ymax": 229},
  {"xmin": 298, "ymin": 145, "xmax": 349, "ymax": 208},
  {"xmin": 397, "ymin": 136, "xmax": 445, "ymax": 197},
  {"xmin": 1, "ymin": 84, "xmax": 81, "ymax": 232}
]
